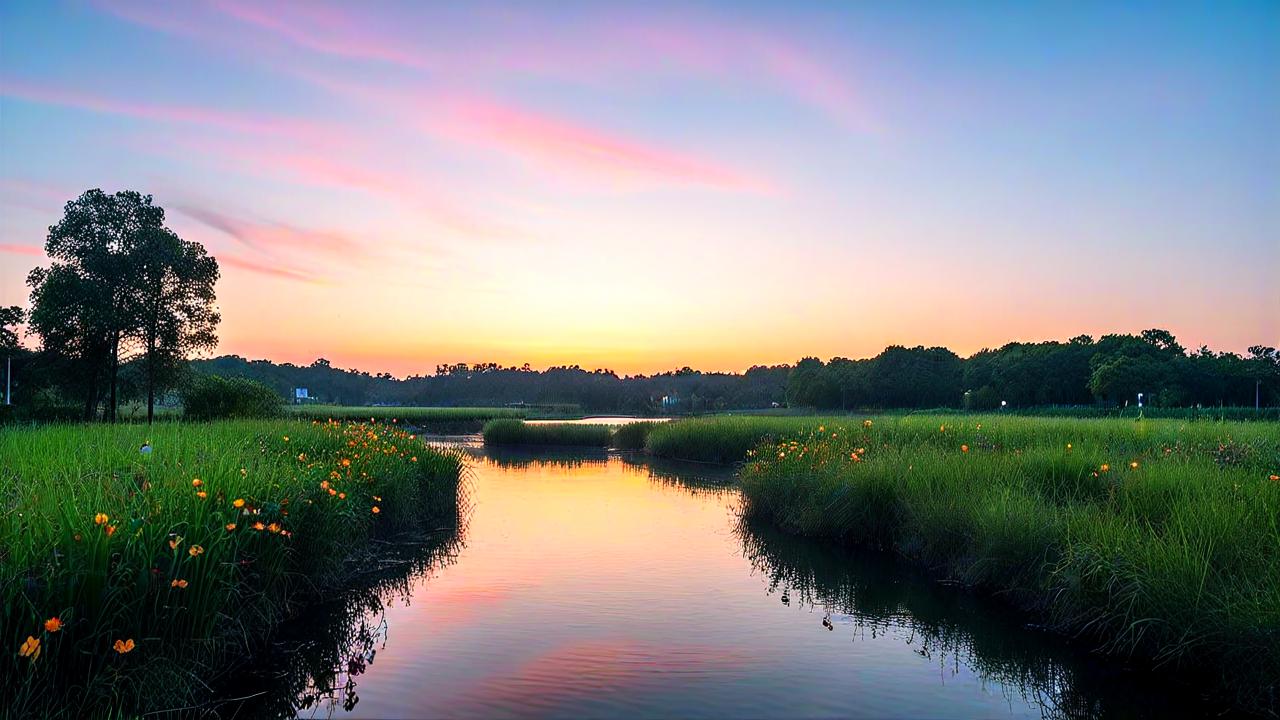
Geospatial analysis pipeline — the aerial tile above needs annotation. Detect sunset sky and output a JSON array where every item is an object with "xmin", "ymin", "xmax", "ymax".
[{"xmin": 1, "ymin": 1, "xmax": 1276, "ymax": 376}]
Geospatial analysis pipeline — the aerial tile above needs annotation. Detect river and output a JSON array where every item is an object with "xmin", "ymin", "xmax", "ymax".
[{"xmin": 224, "ymin": 444, "xmax": 1227, "ymax": 719}]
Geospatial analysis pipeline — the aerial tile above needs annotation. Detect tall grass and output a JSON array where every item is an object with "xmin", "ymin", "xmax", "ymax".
[
  {"xmin": 736, "ymin": 415, "xmax": 1280, "ymax": 713},
  {"xmin": 0, "ymin": 419, "xmax": 464, "ymax": 717},
  {"xmin": 290, "ymin": 405, "xmax": 526, "ymax": 434},
  {"xmin": 481, "ymin": 419, "xmax": 612, "ymax": 447}
]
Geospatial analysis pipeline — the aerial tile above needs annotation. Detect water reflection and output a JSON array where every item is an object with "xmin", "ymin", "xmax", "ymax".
[
  {"xmin": 212, "ymin": 451, "xmax": 1230, "ymax": 719},
  {"xmin": 736, "ymin": 516, "xmax": 1225, "ymax": 720}
]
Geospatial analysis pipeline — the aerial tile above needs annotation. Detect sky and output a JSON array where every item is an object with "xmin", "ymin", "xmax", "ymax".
[{"xmin": 1, "ymin": 1, "xmax": 1277, "ymax": 376}]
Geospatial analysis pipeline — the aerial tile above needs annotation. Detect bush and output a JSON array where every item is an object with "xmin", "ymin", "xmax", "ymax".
[
  {"xmin": 182, "ymin": 375, "xmax": 282, "ymax": 420},
  {"xmin": 612, "ymin": 421, "xmax": 660, "ymax": 450}
]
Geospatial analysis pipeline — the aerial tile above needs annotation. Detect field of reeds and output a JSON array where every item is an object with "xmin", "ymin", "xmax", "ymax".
[
  {"xmin": 0, "ymin": 419, "xmax": 464, "ymax": 718},
  {"xmin": 482, "ymin": 418, "xmax": 612, "ymax": 447},
  {"xmin": 732, "ymin": 414, "xmax": 1280, "ymax": 713},
  {"xmin": 290, "ymin": 405, "xmax": 526, "ymax": 433},
  {"xmin": 482, "ymin": 419, "xmax": 661, "ymax": 449}
]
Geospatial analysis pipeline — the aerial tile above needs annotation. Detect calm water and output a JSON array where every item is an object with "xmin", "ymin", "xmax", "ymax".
[{"xmin": 227, "ymin": 446, "xmax": 1225, "ymax": 719}]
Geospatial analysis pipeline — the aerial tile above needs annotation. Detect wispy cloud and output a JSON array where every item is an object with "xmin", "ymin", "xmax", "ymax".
[
  {"xmin": 434, "ymin": 96, "xmax": 774, "ymax": 193},
  {"xmin": 0, "ymin": 243, "xmax": 45, "ymax": 257},
  {"xmin": 216, "ymin": 253, "xmax": 321, "ymax": 284},
  {"xmin": 177, "ymin": 205, "xmax": 361, "ymax": 257},
  {"xmin": 0, "ymin": 78, "xmax": 322, "ymax": 137}
]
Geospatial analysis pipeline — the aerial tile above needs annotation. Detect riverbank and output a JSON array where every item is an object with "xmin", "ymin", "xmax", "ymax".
[
  {"xmin": 734, "ymin": 415, "xmax": 1279, "ymax": 714},
  {"xmin": 0, "ymin": 419, "xmax": 464, "ymax": 718}
]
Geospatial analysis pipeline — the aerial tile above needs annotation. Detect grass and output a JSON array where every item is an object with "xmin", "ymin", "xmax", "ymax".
[
  {"xmin": 732, "ymin": 414, "xmax": 1280, "ymax": 713},
  {"xmin": 482, "ymin": 419, "xmax": 612, "ymax": 447},
  {"xmin": 290, "ymin": 405, "xmax": 526, "ymax": 433},
  {"xmin": 481, "ymin": 419, "xmax": 663, "ymax": 449},
  {"xmin": 0, "ymin": 418, "xmax": 464, "ymax": 717}
]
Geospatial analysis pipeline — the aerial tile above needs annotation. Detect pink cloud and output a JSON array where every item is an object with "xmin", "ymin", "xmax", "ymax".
[
  {"xmin": 0, "ymin": 78, "xmax": 322, "ymax": 137},
  {"xmin": 434, "ymin": 96, "xmax": 773, "ymax": 193},
  {"xmin": 0, "ymin": 243, "xmax": 45, "ymax": 257},
  {"xmin": 208, "ymin": 0, "xmax": 433, "ymax": 70},
  {"xmin": 216, "ymin": 253, "xmax": 320, "ymax": 284},
  {"xmin": 177, "ymin": 205, "xmax": 360, "ymax": 257}
]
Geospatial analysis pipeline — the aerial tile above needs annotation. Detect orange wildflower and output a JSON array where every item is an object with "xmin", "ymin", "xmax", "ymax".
[
  {"xmin": 371, "ymin": 506, "xmax": 381, "ymax": 514},
  {"xmin": 112, "ymin": 638, "xmax": 135, "ymax": 654},
  {"xmin": 340, "ymin": 458, "xmax": 351, "ymax": 467},
  {"xmin": 171, "ymin": 579, "xmax": 188, "ymax": 589},
  {"xmin": 961, "ymin": 444, "xmax": 969, "ymax": 453},
  {"xmin": 267, "ymin": 523, "xmax": 281, "ymax": 534},
  {"xmin": 169, "ymin": 536, "xmax": 183, "ymax": 551},
  {"xmin": 18, "ymin": 636, "xmax": 40, "ymax": 661},
  {"xmin": 105, "ymin": 525, "xmax": 116, "ymax": 537},
  {"xmin": 188, "ymin": 545, "xmax": 204, "ymax": 557},
  {"xmin": 282, "ymin": 435, "xmax": 289, "ymax": 442},
  {"xmin": 1269, "ymin": 474, "xmax": 1279, "ymax": 482},
  {"xmin": 196, "ymin": 491, "xmax": 207, "ymax": 499},
  {"xmin": 44, "ymin": 617, "xmax": 62, "ymax": 633},
  {"xmin": 232, "ymin": 498, "xmax": 245, "ymax": 508},
  {"xmin": 192, "ymin": 478, "xmax": 203, "ymax": 488},
  {"xmin": 298, "ymin": 453, "xmax": 306, "ymax": 462},
  {"xmin": 225, "ymin": 523, "xmax": 237, "ymax": 532},
  {"xmin": 94, "ymin": 513, "xmax": 109, "ymax": 526},
  {"xmin": 1100, "ymin": 464, "xmax": 1110, "ymax": 473},
  {"xmin": 253, "ymin": 521, "xmax": 265, "ymax": 531},
  {"xmin": 1130, "ymin": 461, "xmax": 1140, "ymax": 470},
  {"xmin": 411, "ymin": 456, "xmax": 417, "ymax": 462},
  {"xmin": 863, "ymin": 420, "xmax": 873, "ymax": 428}
]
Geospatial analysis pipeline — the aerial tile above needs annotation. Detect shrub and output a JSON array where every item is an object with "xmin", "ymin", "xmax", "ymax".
[
  {"xmin": 182, "ymin": 375, "xmax": 282, "ymax": 420},
  {"xmin": 481, "ymin": 419, "xmax": 611, "ymax": 447}
]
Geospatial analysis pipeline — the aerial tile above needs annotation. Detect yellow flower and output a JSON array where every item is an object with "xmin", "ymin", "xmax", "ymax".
[
  {"xmin": 1100, "ymin": 464, "xmax": 1110, "ymax": 473},
  {"xmin": 188, "ymin": 545, "xmax": 204, "ymax": 557},
  {"xmin": 863, "ymin": 420, "xmax": 873, "ymax": 428},
  {"xmin": 961, "ymin": 444, "xmax": 969, "ymax": 453},
  {"xmin": 171, "ymin": 579, "xmax": 188, "ymax": 589},
  {"xmin": 44, "ymin": 617, "xmax": 63, "ymax": 633},
  {"xmin": 282, "ymin": 435, "xmax": 289, "ymax": 442},
  {"xmin": 232, "ymin": 498, "xmax": 245, "ymax": 508},
  {"xmin": 1066, "ymin": 443, "xmax": 1073, "ymax": 450},
  {"xmin": 240, "ymin": 468, "xmax": 247, "ymax": 477},
  {"xmin": 939, "ymin": 425, "xmax": 946, "ymax": 433},
  {"xmin": 112, "ymin": 638, "xmax": 135, "ymax": 654},
  {"xmin": 1130, "ymin": 461, "xmax": 1140, "ymax": 470},
  {"xmin": 298, "ymin": 453, "xmax": 306, "ymax": 462},
  {"xmin": 94, "ymin": 513, "xmax": 109, "ymax": 525},
  {"xmin": 18, "ymin": 636, "xmax": 40, "ymax": 661},
  {"xmin": 411, "ymin": 456, "xmax": 417, "ymax": 462}
]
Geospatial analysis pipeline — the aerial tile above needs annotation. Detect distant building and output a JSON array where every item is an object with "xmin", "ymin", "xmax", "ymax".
[
  {"xmin": 293, "ymin": 388, "xmax": 309, "ymax": 404},
  {"xmin": 661, "ymin": 393, "xmax": 680, "ymax": 409}
]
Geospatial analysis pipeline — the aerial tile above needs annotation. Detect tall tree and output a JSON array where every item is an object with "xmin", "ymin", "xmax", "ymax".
[
  {"xmin": 0, "ymin": 306, "xmax": 21, "ymax": 352},
  {"xmin": 133, "ymin": 226, "xmax": 220, "ymax": 423},
  {"xmin": 26, "ymin": 189, "xmax": 218, "ymax": 421}
]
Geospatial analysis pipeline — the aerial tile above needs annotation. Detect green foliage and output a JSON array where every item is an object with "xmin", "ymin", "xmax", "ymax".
[
  {"xmin": 0, "ymin": 420, "xmax": 463, "ymax": 716},
  {"xmin": 612, "ymin": 421, "xmax": 660, "ymax": 450},
  {"xmin": 23, "ymin": 190, "xmax": 220, "ymax": 422},
  {"xmin": 0, "ymin": 306, "xmax": 21, "ymax": 352},
  {"xmin": 482, "ymin": 419, "xmax": 612, "ymax": 447},
  {"xmin": 737, "ymin": 416, "xmax": 1280, "ymax": 713},
  {"xmin": 182, "ymin": 375, "xmax": 282, "ymax": 420}
]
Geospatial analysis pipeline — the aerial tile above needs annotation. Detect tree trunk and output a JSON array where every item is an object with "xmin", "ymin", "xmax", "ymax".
[
  {"xmin": 108, "ymin": 331, "xmax": 119, "ymax": 423},
  {"xmin": 146, "ymin": 332, "xmax": 156, "ymax": 425}
]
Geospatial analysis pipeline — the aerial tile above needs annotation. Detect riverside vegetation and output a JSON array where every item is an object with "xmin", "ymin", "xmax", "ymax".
[
  {"xmin": 729, "ymin": 415, "xmax": 1278, "ymax": 712},
  {"xmin": 0, "ymin": 419, "xmax": 464, "ymax": 717}
]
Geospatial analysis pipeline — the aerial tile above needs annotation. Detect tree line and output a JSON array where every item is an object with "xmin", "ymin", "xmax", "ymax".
[{"xmin": 2, "ymin": 189, "xmax": 1275, "ymax": 421}]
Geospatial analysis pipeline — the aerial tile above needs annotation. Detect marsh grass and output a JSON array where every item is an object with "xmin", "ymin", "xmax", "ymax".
[
  {"xmin": 481, "ymin": 419, "xmax": 612, "ymax": 447},
  {"xmin": 0, "ymin": 419, "xmax": 464, "ymax": 717},
  {"xmin": 733, "ymin": 415, "xmax": 1280, "ymax": 713}
]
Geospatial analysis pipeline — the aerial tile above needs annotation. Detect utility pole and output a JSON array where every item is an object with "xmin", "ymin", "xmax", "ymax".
[
  {"xmin": 1258, "ymin": 379, "xmax": 1262, "ymax": 410},
  {"xmin": 5, "ymin": 356, "xmax": 10, "ymax": 405}
]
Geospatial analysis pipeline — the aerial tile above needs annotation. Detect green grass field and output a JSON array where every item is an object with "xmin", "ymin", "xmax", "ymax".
[
  {"xmin": 482, "ymin": 419, "xmax": 662, "ymax": 449},
  {"xmin": 0, "ymin": 419, "xmax": 464, "ymax": 717},
  {"xmin": 728, "ymin": 414, "xmax": 1280, "ymax": 711}
]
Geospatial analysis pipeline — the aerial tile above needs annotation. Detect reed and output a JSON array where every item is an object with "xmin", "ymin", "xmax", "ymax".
[{"xmin": 481, "ymin": 419, "xmax": 612, "ymax": 447}]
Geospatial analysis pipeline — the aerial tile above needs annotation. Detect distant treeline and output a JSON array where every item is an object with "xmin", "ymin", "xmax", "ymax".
[{"xmin": 181, "ymin": 329, "xmax": 1280, "ymax": 415}]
